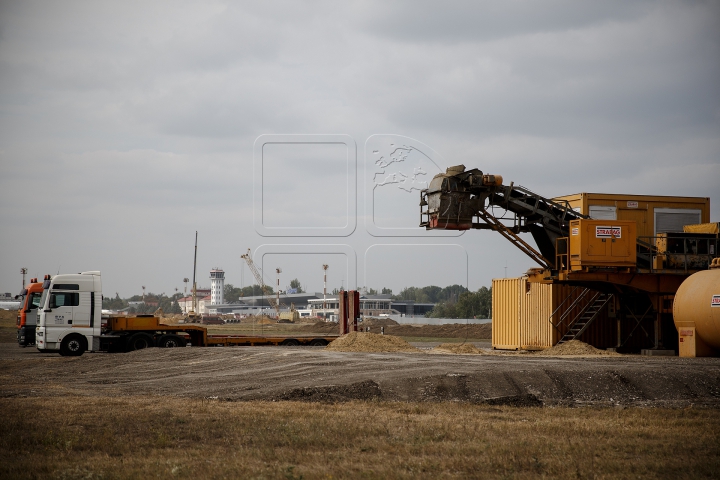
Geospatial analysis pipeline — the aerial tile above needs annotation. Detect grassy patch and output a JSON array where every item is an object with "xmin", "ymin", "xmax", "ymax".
[{"xmin": 1, "ymin": 396, "xmax": 717, "ymax": 479}]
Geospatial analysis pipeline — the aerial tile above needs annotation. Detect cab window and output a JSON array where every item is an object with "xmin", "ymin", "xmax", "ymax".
[
  {"xmin": 51, "ymin": 292, "xmax": 79, "ymax": 308},
  {"xmin": 28, "ymin": 292, "xmax": 43, "ymax": 310}
]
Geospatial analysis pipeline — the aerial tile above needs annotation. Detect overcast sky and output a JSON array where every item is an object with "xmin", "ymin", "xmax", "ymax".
[{"xmin": 1, "ymin": 1, "xmax": 718, "ymax": 298}]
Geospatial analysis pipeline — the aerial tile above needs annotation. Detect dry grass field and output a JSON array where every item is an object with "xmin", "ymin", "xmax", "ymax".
[{"xmin": 1, "ymin": 396, "xmax": 718, "ymax": 479}]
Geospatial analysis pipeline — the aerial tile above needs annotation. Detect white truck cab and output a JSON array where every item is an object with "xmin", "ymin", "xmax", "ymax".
[{"xmin": 36, "ymin": 271, "xmax": 103, "ymax": 356}]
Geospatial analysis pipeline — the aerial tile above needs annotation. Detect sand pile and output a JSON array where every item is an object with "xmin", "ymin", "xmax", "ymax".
[
  {"xmin": 362, "ymin": 318, "xmax": 400, "ymax": 327},
  {"xmin": 535, "ymin": 340, "xmax": 621, "ymax": 356},
  {"xmin": 325, "ymin": 332, "xmax": 420, "ymax": 353},
  {"xmin": 431, "ymin": 343, "xmax": 486, "ymax": 355}
]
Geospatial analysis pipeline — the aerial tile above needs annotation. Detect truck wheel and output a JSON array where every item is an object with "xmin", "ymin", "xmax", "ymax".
[
  {"xmin": 310, "ymin": 339, "xmax": 328, "ymax": 346},
  {"xmin": 126, "ymin": 333, "xmax": 154, "ymax": 351},
  {"xmin": 60, "ymin": 335, "xmax": 87, "ymax": 357},
  {"xmin": 157, "ymin": 335, "xmax": 186, "ymax": 348},
  {"xmin": 281, "ymin": 339, "xmax": 300, "ymax": 346}
]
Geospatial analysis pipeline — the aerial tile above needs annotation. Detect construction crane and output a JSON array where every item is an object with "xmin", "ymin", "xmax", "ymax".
[{"xmin": 241, "ymin": 249, "xmax": 280, "ymax": 317}]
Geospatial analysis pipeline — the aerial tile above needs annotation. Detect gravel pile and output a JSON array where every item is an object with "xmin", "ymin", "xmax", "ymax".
[
  {"xmin": 325, "ymin": 332, "xmax": 421, "ymax": 353},
  {"xmin": 535, "ymin": 340, "xmax": 621, "ymax": 356}
]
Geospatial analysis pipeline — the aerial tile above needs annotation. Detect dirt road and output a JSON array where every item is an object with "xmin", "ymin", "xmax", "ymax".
[{"xmin": 2, "ymin": 343, "xmax": 718, "ymax": 407}]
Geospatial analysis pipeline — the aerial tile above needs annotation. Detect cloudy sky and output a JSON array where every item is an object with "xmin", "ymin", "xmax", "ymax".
[{"xmin": 1, "ymin": 1, "xmax": 718, "ymax": 298}]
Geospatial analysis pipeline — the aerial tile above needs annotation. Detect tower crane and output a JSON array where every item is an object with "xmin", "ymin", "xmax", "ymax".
[{"xmin": 241, "ymin": 249, "xmax": 280, "ymax": 317}]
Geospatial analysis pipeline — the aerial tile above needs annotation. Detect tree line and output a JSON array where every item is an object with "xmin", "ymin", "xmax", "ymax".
[{"xmin": 102, "ymin": 292, "xmax": 183, "ymax": 314}]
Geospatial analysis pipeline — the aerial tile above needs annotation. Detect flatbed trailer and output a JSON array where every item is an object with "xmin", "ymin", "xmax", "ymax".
[{"xmin": 105, "ymin": 315, "xmax": 336, "ymax": 350}]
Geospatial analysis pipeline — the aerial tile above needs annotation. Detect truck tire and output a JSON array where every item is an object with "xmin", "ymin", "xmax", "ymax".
[
  {"xmin": 60, "ymin": 335, "xmax": 87, "ymax": 357},
  {"xmin": 281, "ymin": 339, "xmax": 300, "ymax": 346},
  {"xmin": 126, "ymin": 333, "xmax": 154, "ymax": 352},
  {"xmin": 157, "ymin": 334, "xmax": 186, "ymax": 348}
]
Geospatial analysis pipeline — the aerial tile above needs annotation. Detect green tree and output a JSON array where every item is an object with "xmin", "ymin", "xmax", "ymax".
[
  {"xmin": 421, "ymin": 285, "xmax": 442, "ymax": 303},
  {"xmin": 224, "ymin": 284, "xmax": 244, "ymax": 303},
  {"xmin": 381, "ymin": 287, "xmax": 392, "ymax": 295},
  {"xmin": 426, "ymin": 286, "xmax": 491, "ymax": 319},
  {"xmin": 393, "ymin": 287, "xmax": 430, "ymax": 303},
  {"xmin": 366, "ymin": 287, "xmax": 378, "ymax": 295},
  {"xmin": 289, "ymin": 278, "xmax": 304, "ymax": 293},
  {"xmin": 231, "ymin": 284, "xmax": 274, "ymax": 298},
  {"xmin": 102, "ymin": 293, "xmax": 127, "ymax": 311}
]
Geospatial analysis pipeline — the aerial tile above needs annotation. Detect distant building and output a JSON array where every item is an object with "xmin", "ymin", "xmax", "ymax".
[
  {"xmin": 177, "ymin": 293, "xmax": 211, "ymax": 314},
  {"xmin": 209, "ymin": 268, "xmax": 225, "ymax": 314}
]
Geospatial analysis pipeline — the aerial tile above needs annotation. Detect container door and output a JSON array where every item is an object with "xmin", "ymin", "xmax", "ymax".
[
  {"xmin": 585, "ymin": 223, "xmax": 608, "ymax": 257},
  {"xmin": 619, "ymin": 209, "xmax": 648, "ymax": 238}
]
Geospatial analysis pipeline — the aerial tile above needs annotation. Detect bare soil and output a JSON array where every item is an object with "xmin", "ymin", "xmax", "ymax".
[
  {"xmin": 1, "ymin": 342, "xmax": 719, "ymax": 407},
  {"xmin": 290, "ymin": 320, "xmax": 493, "ymax": 339}
]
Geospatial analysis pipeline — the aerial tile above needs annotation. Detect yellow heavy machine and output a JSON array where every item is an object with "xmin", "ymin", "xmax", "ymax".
[{"xmin": 420, "ymin": 165, "xmax": 717, "ymax": 354}]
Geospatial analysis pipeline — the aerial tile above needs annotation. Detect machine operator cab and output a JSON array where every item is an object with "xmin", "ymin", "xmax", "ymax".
[{"xmin": 36, "ymin": 271, "xmax": 102, "ymax": 356}]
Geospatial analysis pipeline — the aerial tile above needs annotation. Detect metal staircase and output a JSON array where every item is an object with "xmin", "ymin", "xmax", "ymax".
[{"xmin": 555, "ymin": 291, "xmax": 613, "ymax": 344}]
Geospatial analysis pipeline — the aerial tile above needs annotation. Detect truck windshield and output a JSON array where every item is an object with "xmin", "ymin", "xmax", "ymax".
[{"xmin": 39, "ymin": 289, "xmax": 49, "ymax": 311}]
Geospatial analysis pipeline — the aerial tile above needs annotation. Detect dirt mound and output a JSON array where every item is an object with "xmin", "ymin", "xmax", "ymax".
[
  {"xmin": 271, "ymin": 380, "xmax": 381, "ymax": 402},
  {"xmin": 535, "ymin": 340, "xmax": 621, "ymax": 357},
  {"xmin": 431, "ymin": 343, "xmax": 485, "ymax": 355},
  {"xmin": 325, "ymin": 332, "xmax": 421, "ymax": 353},
  {"xmin": 298, "ymin": 321, "xmax": 340, "ymax": 334},
  {"xmin": 362, "ymin": 317, "xmax": 399, "ymax": 327}
]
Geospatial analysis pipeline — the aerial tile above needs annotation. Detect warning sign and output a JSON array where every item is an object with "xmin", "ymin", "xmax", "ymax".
[
  {"xmin": 712, "ymin": 295, "xmax": 720, "ymax": 307},
  {"xmin": 627, "ymin": 201, "xmax": 639, "ymax": 208},
  {"xmin": 571, "ymin": 227, "xmax": 579, "ymax": 236},
  {"xmin": 596, "ymin": 226, "xmax": 621, "ymax": 238}
]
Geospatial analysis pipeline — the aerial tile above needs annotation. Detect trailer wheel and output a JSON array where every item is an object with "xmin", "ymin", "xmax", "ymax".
[
  {"xmin": 281, "ymin": 339, "xmax": 300, "ymax": 346},
  {"xmin": 126, "ymin": 333, "xmax": 154, "ymax": 351},
  {"xmin": 60, "ymin": 335, "xmax": 87, "ymax": 357},
  {"xmin": 310, "ymin": 339, "xmax": 328, "ymax": 347},
  {"xmin": 157, "ymin": 335, "xmax": 186, "ymax": 348}
]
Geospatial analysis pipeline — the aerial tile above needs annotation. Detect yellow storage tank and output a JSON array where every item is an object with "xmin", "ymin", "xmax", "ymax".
[
  {"xmin": 673, "ymin": 261, "xmax": 720, "ymax": 357},
  {"xmin": 569, "ymin": 219, "xmax": 636, "ymax": 271}
]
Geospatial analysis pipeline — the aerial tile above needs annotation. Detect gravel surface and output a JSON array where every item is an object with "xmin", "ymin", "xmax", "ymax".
[{"xmin": 2, "ymin": 343, "xmax": 719, "ymax": 407}]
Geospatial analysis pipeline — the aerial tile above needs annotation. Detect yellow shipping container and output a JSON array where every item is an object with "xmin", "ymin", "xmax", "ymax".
[
  {"xmin": 553, "ymin": 193, "xmax": 710, "ymax": 239},
  {"xmin": 492, "ymin": 277, "xmax": 613, "ymax": 350}
]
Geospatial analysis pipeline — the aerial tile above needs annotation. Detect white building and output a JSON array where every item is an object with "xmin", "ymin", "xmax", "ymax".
[
  {"xmin": 178, "ymin": 295, "xmax": 211, "ymax": 315},
  {"xmin": 209, "ymin": 268, "xmax": 225, "ymax": 314},
  {"xmin": 307, "ymin": 296, "xmax": 396, "ymax": 320}
]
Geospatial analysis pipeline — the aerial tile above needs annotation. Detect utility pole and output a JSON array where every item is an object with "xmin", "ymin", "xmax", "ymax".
[
  {"xmin": 20, "ymin": 268, "xmax": 27, "ymax": 291},
  {"xmin": 322, "ymin": 264, "xmax": 329, "ymax": 321},
  {"xmin": 275, "ymin": 268, "xmax": 281, "ymax": 318},
  {"xmin": 191, "ymin": 231, "xmax": 198, "ymax": 317},
  {"xmin": 142, "ymin": 286, "xmax": 146, "ymax": 302}
]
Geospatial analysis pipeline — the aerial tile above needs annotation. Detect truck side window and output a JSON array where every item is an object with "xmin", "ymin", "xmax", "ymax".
[
  {"xmin": 51, "ymin": 292, "xmax": 80, "ymax": 308},
  {"xmin": 29, "ymin": 292, "xmax": 43, "ymax": 310}
]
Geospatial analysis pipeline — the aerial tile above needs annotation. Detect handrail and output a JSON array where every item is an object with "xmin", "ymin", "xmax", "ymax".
[{"xmin": 548, "ymin": 285, "xmax": 581, "ymax": 326}]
